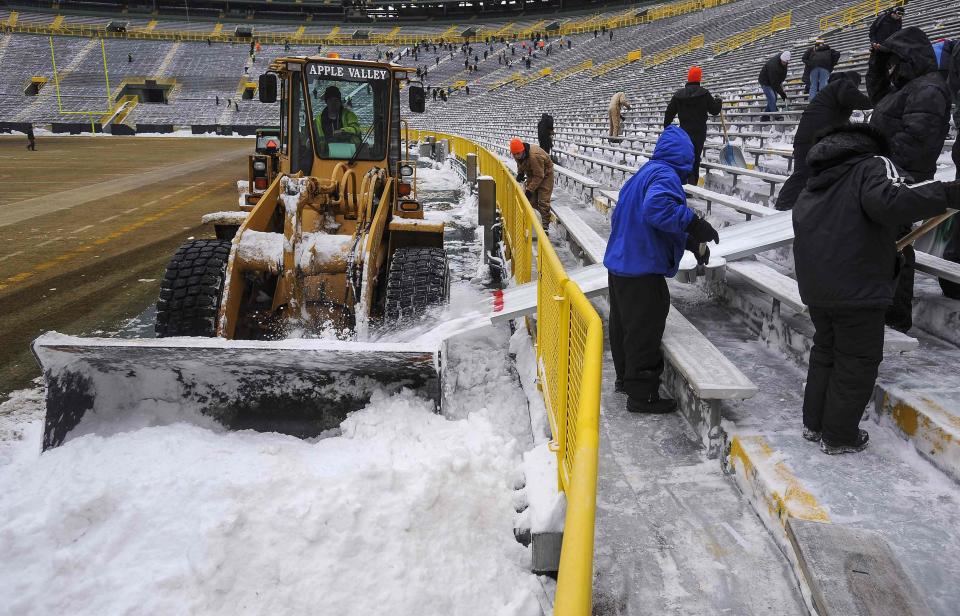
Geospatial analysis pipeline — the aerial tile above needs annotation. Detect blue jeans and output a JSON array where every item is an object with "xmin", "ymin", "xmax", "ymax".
[
  {"xmin": 809, "ymin": 67, "xmax": 830, "ymax": 101},
  {"xmin": 761, "ymin": 85, "xmax": 778, "ymax": 113}
]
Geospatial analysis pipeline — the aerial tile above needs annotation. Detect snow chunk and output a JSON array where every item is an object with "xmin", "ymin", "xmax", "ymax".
[
  {"xmin": 520, "ymin": 442, "xmax": 567, "ymax": 534},
  {"xmin": 201, "ymin": 211, "xmax": 247, "ymax": 226},
  {"xmin": 236, "ymin": 230, "xmax": 283, "ymax": 272}
]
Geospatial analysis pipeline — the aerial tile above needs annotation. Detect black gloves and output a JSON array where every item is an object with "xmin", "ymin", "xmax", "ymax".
[
  {"xmin": 685, "ymin": 235, "xmax": 710, "ymax": 265},
  {"xmin": 944, "ymin": 180, "xmax": 960, "ymax": 206},
  {"xmin": 516, "ymin": 171, "xmax": 526, "ymax": 183},
  {"xmin": 686, "ymin": 216, "xmax": 720, "ymax": 245},
  {"xmin": 524, "ymin": 189, "xmax": 533, "ymax": 201}
]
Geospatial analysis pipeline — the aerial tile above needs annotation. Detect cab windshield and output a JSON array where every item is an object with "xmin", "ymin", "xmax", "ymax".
[{"xmin": 306, "ymin": 63, "xmax": 390, "ymax": 161}]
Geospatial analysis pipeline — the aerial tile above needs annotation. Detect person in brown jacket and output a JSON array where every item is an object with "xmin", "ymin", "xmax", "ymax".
[
  {"xmin": 510, "ymin": 137, "xmax": 554, "ymax": 234},
  {"xmin": 609, "ymin": 91, "xmax": 631, "ymax": 139}
]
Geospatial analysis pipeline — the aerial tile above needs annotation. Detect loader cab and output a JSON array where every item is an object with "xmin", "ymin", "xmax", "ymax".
[{"xmin": 262, "ymin": 58, "xmax": 422, "ymax": 184}]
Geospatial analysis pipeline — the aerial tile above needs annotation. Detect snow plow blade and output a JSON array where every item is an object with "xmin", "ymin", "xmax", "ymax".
[{"xmin": 32, "ymin": 332, "xmax": 441, "ymax": 451}]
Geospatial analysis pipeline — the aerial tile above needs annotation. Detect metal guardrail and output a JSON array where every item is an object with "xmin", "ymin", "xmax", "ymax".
[
  {"xmin": 712, "ymin": 10, "xmax": 792, "ymax": 55},
  {"xmin": 551, "ymin": 59, "xmax": 594, "ymax": 83},
  {"xmin": 819, "ymin": 0, "xmax": 904, "ymax": 32},
  {"xmin": 413, "ymin": 130, "xmax": 603, "ymax": 615},
  {"xmin": 644, "ymin": 33, "xmax": 704, "ymax": 68}
]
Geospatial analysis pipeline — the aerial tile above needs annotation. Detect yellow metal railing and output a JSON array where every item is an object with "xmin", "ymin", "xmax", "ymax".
[
  {"xmin": 414, "ymin": 130, "xmax": 602, "ymax": 614},
  {"xmin": 590, "ymin": 49, "xmax": 642, "ymax": 77},
  {"xmin": 712, "ymin": 11, "xmax": 792, "ymax": 55},
  {"xmin": 551, "ymin": 59, "xmax": 594, "ymax": 82},
  {"xmin": 819, "ymin": 0, "xmax": 904, "ymax": 32},
  {"xmin": 643, "ymin": 33, "xmax": 704, "ymax": 68}
]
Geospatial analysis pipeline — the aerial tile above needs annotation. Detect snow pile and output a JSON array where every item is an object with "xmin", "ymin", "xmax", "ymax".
[
  {"xmin": 0, "ymin": 388, "xmax": 543, "ymax": 616},
  {"xmin": 517, "ymin": 443, "xmax": 567, "ymax": 534}
]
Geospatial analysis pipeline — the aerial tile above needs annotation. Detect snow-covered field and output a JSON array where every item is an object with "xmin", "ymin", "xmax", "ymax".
[{"xmin": 0, "ymin": 163, "xmax": 551, "ymax": 615}]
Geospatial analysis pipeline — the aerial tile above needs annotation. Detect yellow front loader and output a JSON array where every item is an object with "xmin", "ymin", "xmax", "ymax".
[{"xmin": 34, "ymin": 56, "xmax": 451, "ymax": 450}]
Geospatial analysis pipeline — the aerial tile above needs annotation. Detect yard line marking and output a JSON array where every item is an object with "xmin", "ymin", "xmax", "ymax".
[
  {"xmin": 0, "ymin": 250, "xmax": 24, "ymax": 263},
  {"xmin": 0, "ymin": 181, "xmax": 229, "ymax": 292},
  {"xmin": 35, "ymin": 237, "xmax": 61, "ymax": 248},
  {"xmin": 100, "ymin": 214, "xmax": 120, "ymax": 222},
  {"xmin": 73, "ymin": 224, "xmax": 94, "ymax": 234}
]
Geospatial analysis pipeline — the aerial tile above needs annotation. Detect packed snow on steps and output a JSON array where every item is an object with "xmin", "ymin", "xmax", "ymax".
[{"xmin": 0, "ymin": 162, "xmax": 554, "ymax": 615}]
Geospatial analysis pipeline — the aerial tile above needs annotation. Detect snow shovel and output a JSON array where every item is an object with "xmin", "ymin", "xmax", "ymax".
[
  {"xmin": 897, "ymin": 209, "xmax": 958, "ymax": 251},
  {"xmin": 719, "ymin": 112, "xmax": 748, "ymax": 169}
]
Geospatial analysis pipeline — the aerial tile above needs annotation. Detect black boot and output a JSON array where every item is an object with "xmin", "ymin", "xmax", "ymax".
[
  {"xmin": 820, "ymin": 429, "xmax": 869, "ymax": 455},
  {"xmin": 627, "ymin": 393, "xmax": 676, "ymax": 414}
]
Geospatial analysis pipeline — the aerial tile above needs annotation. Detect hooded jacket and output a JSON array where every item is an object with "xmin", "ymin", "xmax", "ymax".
[
  {"xmin": 603, "ymin": 125, "xmax": 695, "ymax": 277},
  {"xmin": 870, "ymin": 8, "xmax": 902, "ymax": 44},
  {"xmin": 868, "ymin": 27, "xmax": 952, "ymax": 181},
  {"xmin": 793, "ymin": 123, "xmax": 950, "ymax": 308},
  {"xmin": 794, "ymin": 72, "xmax": 873, "ymax": 162},
  {"xmin": 758, "ymin": 54, "xmax": 789, "ymax": 98},
  {"xmin": 802, "ymin": 44, "xmax": 841, "ymax": 71},
  {"xmin": 663, "ymin": 83, "xmax": 722, "ymax": 141},
  {"xmin": 776, "ymin": 73, "xmax": 873, "ymax": 211}
]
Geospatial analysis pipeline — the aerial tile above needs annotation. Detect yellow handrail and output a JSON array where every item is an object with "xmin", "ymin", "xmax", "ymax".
[
  {"xmin": 819, "ymin": 0, "xmax": 904, "ymax": 32},
  {"xmin": 412, "ymin": 130, "xmax": 603, "ymax": 615},
  {"xmin": 643, "ymin": 33, "xmax": 704, "ymax": 68},
  {"xmin": 712, "ymin": 11, "xmax": 792, "ymax": 55}
]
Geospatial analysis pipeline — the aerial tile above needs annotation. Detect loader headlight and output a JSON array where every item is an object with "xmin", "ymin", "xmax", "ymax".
[
  {"xmin": 253, "ymin": 161, "xmax": 267, "ymax": 172},
  {"xmin": 399, "ymin": 164, "xmax": 414, "ymax": 177}
]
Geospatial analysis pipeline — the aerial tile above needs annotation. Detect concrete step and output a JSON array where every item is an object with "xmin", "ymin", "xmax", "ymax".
[{"xmin": 661, "ymin": 288, "xmax": 960, "ymax": 616}]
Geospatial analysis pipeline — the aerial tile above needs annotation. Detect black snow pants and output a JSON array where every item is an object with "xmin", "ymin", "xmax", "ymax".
[
  {"xmin": 952, "ymin": 107, "xmax": 960, "ymax": 181},
  {"xmin": 608, "ymin": 272, "xmax": 670, "ymax": 399},
  {"xmin": 685, "ymin": 130, "xmax": 706, "ymax": 186},
  {"xmin": 802, "ymin": 306, "xmax": 885, "ymax": 445}
]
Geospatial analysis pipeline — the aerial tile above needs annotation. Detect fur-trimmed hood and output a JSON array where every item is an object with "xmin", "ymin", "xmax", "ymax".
[{"xmin": 806, "ymin": 123, "xmax": 892, "ymax": 190}]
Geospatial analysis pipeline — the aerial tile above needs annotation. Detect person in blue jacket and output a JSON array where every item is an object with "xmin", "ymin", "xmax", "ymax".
[{"xmin": 603, "ymin": 126, "xmax": 719, "ymax": 413}]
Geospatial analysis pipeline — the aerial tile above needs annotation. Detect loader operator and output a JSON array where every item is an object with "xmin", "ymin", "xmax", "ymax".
[{"xmin": 315, "ymin": 85, "xmax": 362, "ymax": 147}]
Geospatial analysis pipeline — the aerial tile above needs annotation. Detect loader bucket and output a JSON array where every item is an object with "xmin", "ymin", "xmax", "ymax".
[{"xmin": 32, "ymin": 332, "xmax": 441, "ymax": 451}]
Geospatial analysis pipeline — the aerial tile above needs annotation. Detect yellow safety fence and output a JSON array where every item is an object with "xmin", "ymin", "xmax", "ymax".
[
  {"xmin": 551, "ymin": 59, "xmax": 594, "ymax": 83},
  {"xmin": 413, "ymin": 130, "xmax": 603, "ymax": 615},
  {"xmin": 712, "ymin": 10, "xmax": 792, "ymax": 55},
  {"xmin": 643, "ymin": 33, "xmax": 704, "ymax": 68},
  {"xmin": 590, "ymin": 49, "xmax": 642, "ymax": 78},
  {"xmin": 819, "ymin": 0, "xmax": 904, "ymax": 32}
]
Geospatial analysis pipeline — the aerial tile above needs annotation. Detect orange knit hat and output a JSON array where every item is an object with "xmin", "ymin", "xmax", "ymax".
[
  {"xmin": 509, "ymin": 138, "xmax": 525, "ymax": 155},
  {"xmin": 687, "ymin": 66, "xmax": 702, "ymax": 83}
]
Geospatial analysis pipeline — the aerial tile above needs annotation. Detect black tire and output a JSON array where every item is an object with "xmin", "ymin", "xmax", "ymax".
[
  {"xmin": 384, "ymin": 247, "xmax": 449, "ymax": 321},
  {"xmin": 155, "ymin": 239, "xmax": 232, "ymax": 337}
]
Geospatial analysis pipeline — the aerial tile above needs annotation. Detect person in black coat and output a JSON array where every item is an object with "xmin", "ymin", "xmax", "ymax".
[
  {"xmin": 793, "ymin": 122, "xmax": 959, "ymax": 454},
  {"xmin": 776, "ymin": 72, "xmax": 872, "ymax": 211},
  {"xmin": 867, "ymin": 6, "xmax": 904, "ymax": 97},
  {"xmin": 664, "ymin": 66, "xmax": 722, "ymax": 185},
  {"xmin": 869, "ymin": 6, "xmax": 904, "ymax": 48},
  {"xmin": 758, "ymin": 51, "xmax": 791, "ymax": 114},
  {"xmin": 868, "ymin": 26, "xmax": 952, "ymax": 331},
  {"xmin": 536, "ymin": 112, "xmax": 554, "ymax": 155},
  {"xmin": 801, "ymin": 40, "xmax": 841, "ymax": 101}
]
